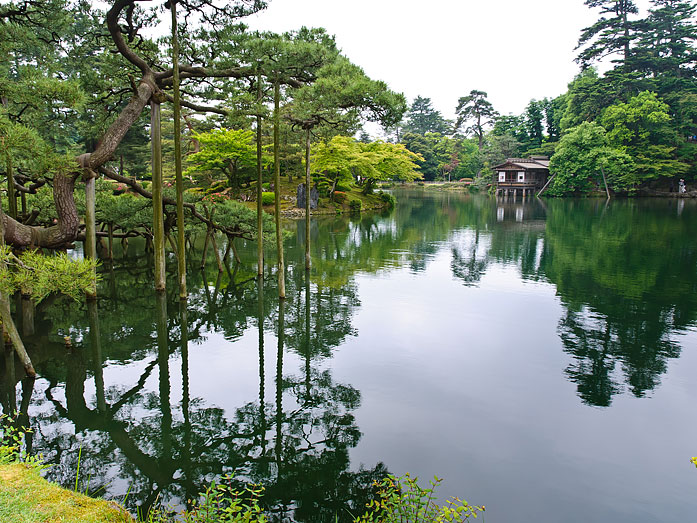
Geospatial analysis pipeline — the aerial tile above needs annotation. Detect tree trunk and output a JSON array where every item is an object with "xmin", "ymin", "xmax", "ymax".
[
  {"xmin": 273, "ymin": 79, "xmax": 286, "ymax": 299},
  {"xmin": 151, "ymin": 101, "xmax": 166, "ymax": 293},
  {"xmin": 171, "ymin": 1, "xmax": 187, "ymax": 300}
]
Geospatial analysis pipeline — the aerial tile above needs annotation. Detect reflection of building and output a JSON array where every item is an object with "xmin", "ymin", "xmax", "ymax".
[
  {"xmin": 493, "ymin": 156, "xmax": 550, "ymax": 197},
  {"xmin": 494, "ymin": 200, "xmax": 547, "ymax": 231}
]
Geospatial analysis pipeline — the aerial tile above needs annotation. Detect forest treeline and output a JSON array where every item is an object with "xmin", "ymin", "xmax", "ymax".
[{"xmin": 388, "ymin": 0, "xmax": 697, "ymax": 195}]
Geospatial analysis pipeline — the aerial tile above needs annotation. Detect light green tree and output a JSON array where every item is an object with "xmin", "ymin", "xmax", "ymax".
[
  {"xmin": 185, "ymin": 128, "xmax": 266, "ymax": 195},
  {"xmin": 549, "ymin": 121, "xmax": 635, "ymax": 194},
  {"xmin": 600, "ymin": 91, "xmax": 689, "ymax": 180}
]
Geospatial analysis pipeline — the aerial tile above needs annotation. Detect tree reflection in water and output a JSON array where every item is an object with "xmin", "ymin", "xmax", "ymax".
[
  {"xmin": 1, "ymin": 192, "xmax": 696, "ymax": 520},
  {"xmin": 0, "ymin": 245, "xmax": 384, "ymax": 522}
]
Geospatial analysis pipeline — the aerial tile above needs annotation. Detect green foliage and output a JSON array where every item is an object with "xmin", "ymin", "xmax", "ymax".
[
  {"xmin": 455, "ymin": 90, "xmax": 497, "ymax": 149},
  {"xmin": 600, "ymin": 91, "xmax": 688, "ymax": 180},
  {"xmin": 348, "ymin": 199, "xmax": 362, "ymax": 212},
  {"xmin": 311, "ymin": 135, "xmax": 422, "ymax": 195},
  {"xmin": 186, "ymin": 129, "xmax": 266, "ymax": 193},
  {"xmin": 0, "ymin": 247, "xmax": 99, "ymax": 302},
  {"xmin": 377, "ymin": 191, "xmax": 396, "ymax": 209},
  {"xmin": 195, "ymin": 199, "xmax": 275, "ymax": 242},
  {"xmin": 355, "ymin": 474, "xmax": 484, "ymax": 523},
  {"xmin": 0, "ymin": 413, "xmax": 42, "ymax": 469},
  {"xmin": 549, "ymin": 122, "xmax": 635, "ymax": 194},
  {"xmin": 404, "ymin": 96, "xmax": 450, "ymax": 135},
  {"xmin": 145, "ymin": 477, "xmax": 266, "ymax": 523},
  {"xmin": 261, "ymin": 192, "xmax": 275, "ymax": 205}
]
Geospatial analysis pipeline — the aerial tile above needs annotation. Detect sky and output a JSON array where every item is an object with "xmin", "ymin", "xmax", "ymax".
[{"xmin": 247, "ymin": 0, "xmax": 653, "ymax": 121}]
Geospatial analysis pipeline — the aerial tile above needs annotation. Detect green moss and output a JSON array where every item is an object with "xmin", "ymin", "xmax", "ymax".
[{"xmin": 0, "ymin": 463, "xmax": 131, "ymax": 523}]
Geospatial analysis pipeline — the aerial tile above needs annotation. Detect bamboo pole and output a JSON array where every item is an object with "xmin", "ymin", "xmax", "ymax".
[
  {"xmin": 256, "ymin": 72, "xmax": 264, "ymax": 278},
  {"xmin": 171, "ymin": 0, "xmax": 187, "ymax": 300},
  {"xmin": 84, "ymin": 173, "xmax": 97, "ymax": 300},
  {"xmin": 151, "ymin": 101, "xmax": 166, "ymax": 292},
  {"xmin": 273, "ymin": 79, "xmax": 286, "ymax": 299},
  {"xmin": 304, "ymin": 128, "xmax": 311, "ymax": 271}
]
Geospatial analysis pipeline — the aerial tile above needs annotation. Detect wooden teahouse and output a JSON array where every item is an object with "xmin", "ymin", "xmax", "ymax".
[{"xmin": 492, "ymin": 156, "xmax": 550, "ymax": 197}]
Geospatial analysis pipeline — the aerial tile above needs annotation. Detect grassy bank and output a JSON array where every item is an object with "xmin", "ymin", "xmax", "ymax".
[{"xmin": 0, "ymin": 462, "xmax": 131, "ymax": 523}]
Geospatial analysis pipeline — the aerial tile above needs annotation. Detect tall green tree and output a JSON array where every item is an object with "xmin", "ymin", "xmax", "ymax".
[
  {"xmin": 454, "ymin": 90, "xmax": 497, "ymax": 152},
  {"xmin": 403, "ymin": 96, "xmax": 449, "ymax": 135},
  {"xmin": 576, "ymin": 0, "xmax": 639, "ymax": 67}
]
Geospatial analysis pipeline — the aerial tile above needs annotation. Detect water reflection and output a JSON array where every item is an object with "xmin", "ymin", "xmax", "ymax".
[{"xmin": 0, "ymin": 190, "xmax": 695, "ymax": 521}]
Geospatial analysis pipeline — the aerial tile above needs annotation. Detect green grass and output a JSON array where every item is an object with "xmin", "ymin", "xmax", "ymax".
[{"xmin": 0, "ymin": 463, "xmax": 132, "ymax": 523}]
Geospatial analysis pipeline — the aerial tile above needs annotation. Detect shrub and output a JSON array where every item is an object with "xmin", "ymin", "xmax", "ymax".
[
  {"xmin": 261, "ymin": 192, "xmax": 275, "ymax": 205},
  {"xmin": 377, "ymin": 191, "xmax": 396, "ymax": 209},
  {"xmin": 262, "ymin": 182, "xmax": 270, "ymax": 191},
  {"xmin": 333, "ymin": 191, "xmax": 347, "ymax": 203},
  {"xmin": 349, "ymin": 199, "xmax": 362, "ymax": 212},
  {"xmin": 357, "ymin": 474, "xmax": 484, "ymax": 523}
]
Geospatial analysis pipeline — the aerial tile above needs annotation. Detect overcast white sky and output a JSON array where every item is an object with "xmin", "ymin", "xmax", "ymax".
[{"xmin": 247, "ymin": 0, "xmax": 653, "ymax": 120}]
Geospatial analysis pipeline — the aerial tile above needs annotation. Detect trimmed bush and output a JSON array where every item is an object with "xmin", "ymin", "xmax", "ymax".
[
  {"xmin": 261, "ymin": 192, "xmax": 275, "ymax": 205},
  {"xmin": 378, "ymin": 191, "xmax": 396, "ymax": 209},
  {"xmin": 349, "ymin": 199, "xmax": 362, "ymax": 212},
  {"xmin": 333, "ymin": 191, "xmax": 347, "ymax": 203}
]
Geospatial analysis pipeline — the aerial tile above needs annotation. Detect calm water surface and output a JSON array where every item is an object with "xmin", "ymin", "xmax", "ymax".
[{"xmin": 1, "ymin": 189, "xmax": 696, "ymax": 522}]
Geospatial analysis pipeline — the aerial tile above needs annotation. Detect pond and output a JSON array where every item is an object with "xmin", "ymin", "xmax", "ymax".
[{"xmin": 1, "ymin": 188, "xmax": 696, "ymax": 522}]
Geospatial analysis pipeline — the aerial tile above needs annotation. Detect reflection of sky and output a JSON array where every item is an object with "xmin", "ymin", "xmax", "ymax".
[{"xmin": 328, "ymin": 248, "xmax": 697, "ymax": 523}]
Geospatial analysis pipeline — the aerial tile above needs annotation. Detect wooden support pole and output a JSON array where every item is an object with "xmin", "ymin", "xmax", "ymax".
[
  {"xmin": 0, "ymin": 291, "xmax": 35, "ymax": 378},
  {"xmin": 209, "ymin": 231, "xmax": 224, "ymax": 273},
  {"xmin": 273, "ymin": 79, "xmax": 286, "ymax": 299},
  {"xmin": 304, "ymin": 128, "xmax": 311, "ymax": 271},
  {"xmin": 6, "ymin": 154, "xmax": 17, "ymax": 220},
  {"xmin": 84, "ymin": 173, "xmax": 97, "ymax": 300},
  {"xmin": 200, "ymin": 229, "xmax": 210, "ymax": 269},
  {"xmin": 87, "ymin": 300, "xmax": 107, "ymax": 413},
  {"xmin": 171, "ymin": 0, "xmax": 187, "ymax": 300},
  {"xmin": 107, "ymin": 223, "xmax": 114, "ymax": 260},
  {"xmin": 537, "ymin": 173, "xmax": 556, "ymax": 197},
  {"xmin": 151, "ymin": 101, "xmax": 166, "ymax": 293},
  {"xmin": 256, "ymin": 72, "xmax": 264, "ymax": 278},
  {"xmin": 230, "ymin": 237, "xmax": 241, "ymax": 265},
  {"xmin": 600, "ymin": 166, "xmax": 611, "ymax": 199}
]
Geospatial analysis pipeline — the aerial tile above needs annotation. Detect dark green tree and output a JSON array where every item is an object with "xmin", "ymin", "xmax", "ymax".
[
  {"xmin": 576, "ymin": 0, "xmax": 640, "ymax": 67},
  {"xmin": 403, "ymin": 96, "xmax": 449, "ymax": 135}
]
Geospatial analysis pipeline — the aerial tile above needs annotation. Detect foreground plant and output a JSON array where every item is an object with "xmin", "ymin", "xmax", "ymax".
[
  {"xmin": 356, "ymin": 473, "xmax": 484, "ymax": 523},
  {"xmin": 144, "ymin": 476, "xmax": 266, "ymax": 523}
]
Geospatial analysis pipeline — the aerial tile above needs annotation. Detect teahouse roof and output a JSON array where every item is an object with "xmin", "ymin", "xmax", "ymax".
[{"xmin": 493, "ymin": 156, "xmax": 550, "ymax": 171}]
